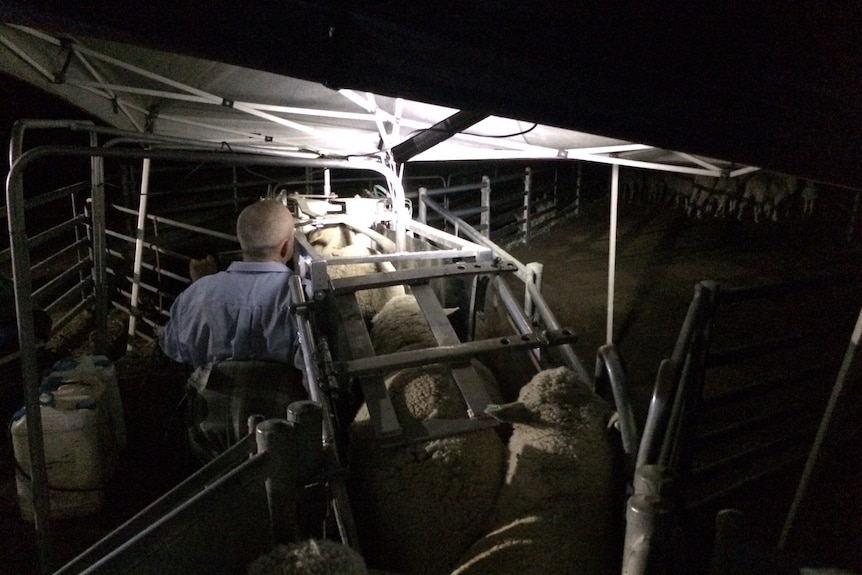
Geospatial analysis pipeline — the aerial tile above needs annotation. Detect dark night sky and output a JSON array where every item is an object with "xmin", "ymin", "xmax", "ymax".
[
  {"xmin": 0, "ymin": 72, "xmax": 96, "ymax": 142},
  {"xmin": 2, "ymin": 3, "xmax": 861, "ymax": 191}
]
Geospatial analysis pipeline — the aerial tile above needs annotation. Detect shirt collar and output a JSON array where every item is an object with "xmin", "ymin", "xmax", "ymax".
[{"xmin": 226, "ymin": 261, "xmax": 290, "ymax": 273}]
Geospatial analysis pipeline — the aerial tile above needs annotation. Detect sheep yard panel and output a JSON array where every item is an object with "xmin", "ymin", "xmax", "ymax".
[
  {"xmin": 5, "ymin": 123, "xmax": 620, "ymax": 575},
  {"xmin": 286, "ymin": 194, "xmax": 585, "ymax": 448}
]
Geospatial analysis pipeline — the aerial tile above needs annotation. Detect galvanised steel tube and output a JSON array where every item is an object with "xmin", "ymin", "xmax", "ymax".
[
  {"xmin": 5, "ymin": 144, "xmax": 53, "ymax": 575},
  {"xmin": 6, "ymin": 136, "xmax": 403, "ymax": 573},
  {"xmin": 421, "ymin": 192, "xmax": 589, "ymax": 381},
  {"xmin": 53, "ymin": 430, "xmax": 260, "ymax": 574},
  {"xmin": 595, "ymin": 343, "xmax": 640, "ymax": 474},
  {"xmin": 523, "ymin": 278, "xmax": 590, "ymax": 382},
  {"xmin": 89, "ymin": 129, "xmax": 108, "ymax": 354},
  {"xmin": 491, "ymin": 276, "xmax": 542, "ymax": 369},
  {"xmin": 779, "ymin": 304, "xmax": 862, "ymax": 549}
]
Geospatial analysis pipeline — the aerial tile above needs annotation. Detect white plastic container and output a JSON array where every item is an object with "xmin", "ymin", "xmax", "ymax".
[
  {"xmin": 45, "ymin": 355, "xmax": 126, "ymax": 450},
  {"xmin": 11, "ymin": 377, "xmax": 115, "ymax": 521}
]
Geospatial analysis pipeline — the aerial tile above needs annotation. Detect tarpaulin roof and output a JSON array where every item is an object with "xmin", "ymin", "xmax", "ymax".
[
  {"xmin": 1, "ymin": 3, "xmax": 860, "ymax": 187},
  {"xmin": 0, "ymin": 23, "xmax": 747, "ymax": 179}
]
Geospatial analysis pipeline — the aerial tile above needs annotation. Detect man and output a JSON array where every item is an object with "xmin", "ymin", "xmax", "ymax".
[
  {"xmin": 159, "ymin": 199, "xmax": 306, "ymax": 462},
  {"xmin": 160, "ymin": 199, "xmax": 298, "ymax": 369}
]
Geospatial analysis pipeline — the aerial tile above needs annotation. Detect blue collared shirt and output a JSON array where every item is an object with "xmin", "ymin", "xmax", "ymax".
[{"xmin": 158, "ymin": 261, "xmax": 297, "ymax": 369}]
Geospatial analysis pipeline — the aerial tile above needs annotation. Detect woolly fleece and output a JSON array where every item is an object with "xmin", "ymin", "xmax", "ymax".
[
  {"xmin": 246, "ymin": 539, "xmax": 367, "ymax": 575},
  {"xmin": 348, "ymin": 295, "xmax": 506, "ymax": 575},
  {"xmin": 449, "ymin": 367, "xmax": 620, "ymax": 575},
  {"xmin": 319, "ymin": 244, "xmax": 405, "ymax": 321}
]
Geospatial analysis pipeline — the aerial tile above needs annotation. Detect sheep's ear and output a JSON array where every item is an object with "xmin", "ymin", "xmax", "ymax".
[{"xmin": 444, "ymin": 306, "xmax": 459, "ymax": 317}]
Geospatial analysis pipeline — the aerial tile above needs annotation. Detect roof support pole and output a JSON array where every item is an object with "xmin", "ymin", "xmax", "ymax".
[
  {"xmin": 607, "ymin": 163, "xmax": 619, "ymax": 345},
  {"xmin": 127, "ymin": 158, "xmax": 151, "ymax": 349},
  {"xmin": 89, "ymin": 130, "xmax": 108, "ymax": 353}
]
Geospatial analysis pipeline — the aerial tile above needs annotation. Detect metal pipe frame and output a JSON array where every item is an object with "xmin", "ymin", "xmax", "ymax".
[
  {"xmin": 779, "ymin": 304, "xmax": 862, "ymax": 548},
  {"xmin": 489, "ymin": 276, "xmax": 543, "ymax": 370},
  {"xmin": 419, "ymin": 194, "xmax": 530, "ymax": 278},
  {"xmin": 126, "ymin": 157, "xmax": 150, "ymax": 348},
  {"xmin": 110, "ymin": 203, "xmax": 239, "ymax": 243},
  {"xmin": 74, "ymin": 447, "xmax": 275, "ymax": 574},
  {"xmin": 53, "ymin": 430, "xmax": 261, "ymax": 574},
  {"xmin": 595, "ymin": 343, "xmax": 640, "ymax": 475},
  {"xmin": 607, "ymin": 163, "xmax": 619, "ymax": 346},
  {"xmin": 337, "ymin": 328, "xmax": 578, "ymax": 377},
  {"xmin": 658, "ymin": 281, "xmax": 718, "ymax": 470},
  {"xmin": 5, "ymin": 123, "xmax": 404, "ymax": 572},
  {"xmin": 522, "ymin": 167, "xmax": 532, "ymax": 242},
  {"xmin": 420, "ymin": 192, "xmax": 590, "ymax": 381},
  {"xmin": 287, "ymin": 275, "xmax": 359, "ymax": 548}
]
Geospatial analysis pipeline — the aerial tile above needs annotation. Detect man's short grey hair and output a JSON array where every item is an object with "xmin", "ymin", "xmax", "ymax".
[{"xmin": 236, "ymin": 199, "xmax": 295, "ymax": 260}]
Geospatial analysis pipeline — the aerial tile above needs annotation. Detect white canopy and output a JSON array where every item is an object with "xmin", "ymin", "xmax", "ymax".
[
  {"xmin": 0, "ymin": 22, "xmax": 767, "ymax": 350},
  {"xmin": 0, "ymin": 23, "xmax": 750, "ymax": 178}
]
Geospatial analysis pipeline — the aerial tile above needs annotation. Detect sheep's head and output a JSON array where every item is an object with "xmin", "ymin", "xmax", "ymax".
[{"xmin": 515, "ymin": 366, "xmax": 613, "ymax": 429}]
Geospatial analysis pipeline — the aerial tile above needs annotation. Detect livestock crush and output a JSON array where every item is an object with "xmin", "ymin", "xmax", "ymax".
[
  {"xmin": 4, "ymin": 122, "xmax": 860, "ymax": 574},
  {"xmin": 4, "ymin": 122, "xmax": 636, "ymax": 575}
]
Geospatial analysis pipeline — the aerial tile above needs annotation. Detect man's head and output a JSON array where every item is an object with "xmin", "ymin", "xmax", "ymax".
[{"xmin": 236, "ymin": 199, "xmax": 295, "ymax": 263}]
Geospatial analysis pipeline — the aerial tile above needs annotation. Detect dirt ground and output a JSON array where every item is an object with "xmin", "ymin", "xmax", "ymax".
[
  {"xmin": 508, "ymin": 198, "xmax": 862, "ymax": 573},
  {"xmin": 2, "ymin": 195, "xmax": 861, "ymax": 574}
]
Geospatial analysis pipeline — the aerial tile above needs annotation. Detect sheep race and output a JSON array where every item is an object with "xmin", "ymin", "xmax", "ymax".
[
  {"xmin": 9, "ymin": 189, "xmax": 627, "ymax": 574},
  {"xmin": 9, "ymin": 161, "xmax": 859, "ymax": 575},
  {"xmin": 231, "ymin": 194, "xmax": 627, "ymax": 575}
]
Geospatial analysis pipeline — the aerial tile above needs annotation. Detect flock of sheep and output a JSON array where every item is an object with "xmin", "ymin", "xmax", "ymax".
[
  {"xmin": 245, "ymin": 224, "xmax": 625, "ymax": 574},
  {"xmin": 622, "ymin": 170, "xmax": 817, "ymax": 224}
]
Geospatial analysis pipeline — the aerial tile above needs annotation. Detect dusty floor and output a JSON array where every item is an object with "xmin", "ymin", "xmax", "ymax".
[
  {"xmin": 509, "ymin": 198, "xmax": 862, "ymax": 573},
  {"xmin": 2, "ymin": 196, "xmax": 861, "ymax": 574}
]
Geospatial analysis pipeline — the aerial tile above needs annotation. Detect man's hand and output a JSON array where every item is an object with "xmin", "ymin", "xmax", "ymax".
[{"xmin": 189, "ymin": 255, "xmax": 218, "ymax": 282}]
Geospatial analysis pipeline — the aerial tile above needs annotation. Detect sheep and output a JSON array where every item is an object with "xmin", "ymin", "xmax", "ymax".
[
  {"xmin": 711, "ymin": 176, "xmax": 741, "ymax": 219},
  {"xmin": 449, "ymin": 366, "xmax": 621, "ymax": 575},
  {"xmin": 619, "ymin": 169, "xmax": 643, "ymax": 204},
  {"xmin": 246, "ymin": 539, "xmax": 368, "ymax": 575},
  {"xmin": 303, "ymin": 223, "xmax": 406, "ymax": 322},
  {"xmin": 765, "ymin": 174, "xmax": 797, "ymax": 222},
  {"xmin": 318, "ymin": 243, "xmax": 406, "ymax": 322},
  {"xmin": 305, "ymin": 224, "xmax": 358, "ymax": 251},
  {"xmin": 801, "ymin": 180, "xmax": 819, "ymax": 216},
  {"xmin": 740, "ymin": 173, "xmax": 770, "ymax": 223},
  {"xmin": 688, "ymin": 176, "xmax": 716, "ymax": 218},
  {"xmin": 662, "ymin": 173, "xmax": 693, "ymax": 210},
  {"xmin": 348, "ymin": 294, "xmax": 507, "ymax": 575}
]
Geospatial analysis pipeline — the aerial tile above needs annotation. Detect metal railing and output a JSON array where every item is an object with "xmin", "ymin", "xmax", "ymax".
[
  {"xmin": 621, "ymin": 273, "xmax": 860, "ymax": 574},
  {"xmin": 4, "ymin": 121, "xmax": 407, "ymax": 574}
]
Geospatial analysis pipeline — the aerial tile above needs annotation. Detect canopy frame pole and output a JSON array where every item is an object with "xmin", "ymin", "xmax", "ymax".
[
  {"xmin": 127, "ymin": 157, "xmax": 151, "ymax": 349},
  {"xmin": 607, "ymin": 163, "xmax": 619, "ymax": 345},
  {"xmin": 89, "ymin": 129, "xmax": 108, "ymax": 353}
]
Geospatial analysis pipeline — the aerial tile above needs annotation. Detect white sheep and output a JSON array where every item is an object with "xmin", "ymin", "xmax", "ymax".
[
  {"xmin": 246, "ymin": 539, "xmax": 367, "ymax": 575},
  {"xmin": 305, "ymin": 224, "xmax": 358, "ymax": 251},
  {"xmin": 348, "ymin": 294, "xmax": 507, "ymax": 575},
  {"xmin": 450, "ymin": 366, "xmax": 621, "ymax": 575},
  {"xmin": 319, "ymin": 244, "xmax": 406, "ymax": 322},
  {"xmin": 740, "ymin": 173, "xmax": 770, "ymax": 223},
  {"xmin": 662, "ymin": 173, "xmax": 693, "ymax": 210}
]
